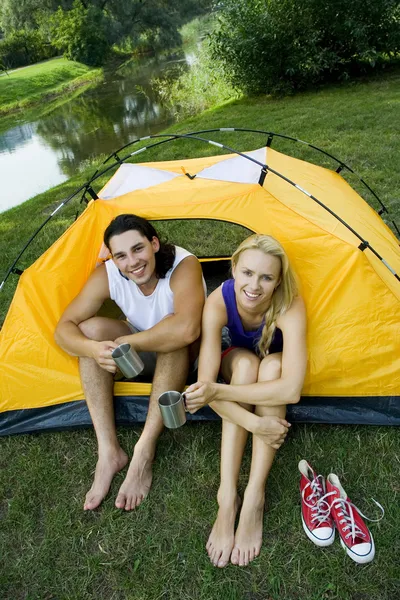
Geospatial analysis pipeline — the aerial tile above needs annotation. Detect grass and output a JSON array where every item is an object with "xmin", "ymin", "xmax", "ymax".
[
  {"xmin": 1, "ymin": 72, "xmax": 400, "ymax": 599},
  {"xmin": 1, "ymin": 425, "xmax": 399, "ymax": 599},
  {"xmin": 0, "ymin": 57, "xmax": 102, "ymax": 115}
]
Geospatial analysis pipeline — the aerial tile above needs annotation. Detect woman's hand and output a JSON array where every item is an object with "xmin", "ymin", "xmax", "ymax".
[
  {"xmin": 184, "ymin": 381, "xmax": 218, "ymax": 414},
  {"xmin": 251, "ymin": 415, "xmax": 291, "ymax": 449}
]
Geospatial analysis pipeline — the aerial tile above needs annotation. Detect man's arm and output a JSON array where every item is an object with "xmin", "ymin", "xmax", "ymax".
[
  {"xmin": 116, "ymin": 256, "xmax": 205, "ymax": 353},
  {"xmin": 54, "ymin": 264, "xmax": 111, "ymax": 358}
]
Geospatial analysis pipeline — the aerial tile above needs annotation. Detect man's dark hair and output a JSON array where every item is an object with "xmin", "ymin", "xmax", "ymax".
[{"xmin": 104, "ymin": 214, "xmax": 176, "ymax": 279}]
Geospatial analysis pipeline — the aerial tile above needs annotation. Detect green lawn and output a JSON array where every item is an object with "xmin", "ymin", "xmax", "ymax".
[
  {"xmin": 0, "ymin": 57, "xmax": 101, "ymax": 115},
  {"xmin": 0, "ymin": 72, "xmax": 399, "ymax": 600}
]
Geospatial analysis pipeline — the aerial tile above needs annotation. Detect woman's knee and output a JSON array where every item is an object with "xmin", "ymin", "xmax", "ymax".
[
  {"xmin": 232, "ymin": 353, "xmax": 260, "ymax": 383},
  {"xmin": 258, "ymin": 353, "xmax": 282, "ymax": 382}
]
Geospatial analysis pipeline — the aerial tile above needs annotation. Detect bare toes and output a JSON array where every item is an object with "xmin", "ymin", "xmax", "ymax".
[
  {"xmin": 231, "ymin": 547, "xmax": 239, "ymax": 565},
  {"xmin": 217, "ymin": 550, "xmax": 231, "ymax": 568},
  {"xmin": 115, "ymin": 494, "xmax": 126, "ymax": 509}
]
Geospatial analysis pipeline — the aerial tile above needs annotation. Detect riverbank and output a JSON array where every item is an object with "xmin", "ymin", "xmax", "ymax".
[
  {"xmin": 0, "ymin": 72, "xmax": 399, "ymax": 600},
  {"xmin": 0, "ymin": 57, "xmax": 103, "ymax": 116},
  {"xmin": 1, "ymin": 70, "xmax": 399, "ymax": 324}
]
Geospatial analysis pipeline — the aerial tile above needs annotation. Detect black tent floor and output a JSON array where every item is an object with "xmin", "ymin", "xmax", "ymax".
[{"xmin": 1, "ymin": 395, "xmax": 399, "ymax": 436}]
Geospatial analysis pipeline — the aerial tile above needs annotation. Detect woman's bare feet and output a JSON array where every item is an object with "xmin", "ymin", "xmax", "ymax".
[
  {"xmin": 115, "ymin": 444, "xmax": 155, "ymax": 510},
  {"xmin": 84, "ymin": 448, "xmax": 128, "ymax": 511},
  {"xmin": 231, "ymin": 489, "xmax": 265, "ymax": 566},
  {"xmin": 206, "ymin": 495, "xmax": 241, "ymax": 568}
]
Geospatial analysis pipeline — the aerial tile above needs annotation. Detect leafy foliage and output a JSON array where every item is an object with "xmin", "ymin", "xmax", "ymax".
[
  {"xmin": 211, "ymin": 0, "xmax": 400, "ymax": 94},
  {"xmin": 0, "ymin": 28, "xmax": 56, "ymax": 69},
  {"xmin": 0, "ymin": 0, "xmax": 213, "ymax": 67},
  {"xmin": 49, "ymin": 1, "xmax": 110, "ymax": 66}
]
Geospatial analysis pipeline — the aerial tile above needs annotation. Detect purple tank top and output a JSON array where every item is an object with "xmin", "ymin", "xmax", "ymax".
[{"xmin": 221, "ymin": 279, "xmax": 283, "ymax": 355}]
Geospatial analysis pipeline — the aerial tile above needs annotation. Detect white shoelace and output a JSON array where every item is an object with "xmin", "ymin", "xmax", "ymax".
[
  {"xmin": 326, "ymin": 495, "xmax": 384, "ymax": 542},
  {"xmin": 303, "ymin": 478, "xmax": 384, "ymax": 541},
  {"xmin": 302, "ymin": 476, "xmax": 333, "ymax": 526}
]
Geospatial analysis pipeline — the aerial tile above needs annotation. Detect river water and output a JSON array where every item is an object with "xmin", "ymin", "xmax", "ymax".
[{"xmin": 0, "ymin": 49, "xmax": 196, "ymax": 213}]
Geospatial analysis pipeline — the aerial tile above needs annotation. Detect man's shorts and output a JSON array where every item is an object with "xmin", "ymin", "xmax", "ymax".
[
  {"xmin": 124, "ymin": 322, "xmax": 157, "ymax": 379},
  {"xmin": 123, "ymin": 321, "xmax": 199, "ymax": 381}
]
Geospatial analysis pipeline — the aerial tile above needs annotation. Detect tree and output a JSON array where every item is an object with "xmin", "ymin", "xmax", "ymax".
[
  {"xmin": 0, "ymin": 0, "xmax": 213, "ymax": 64},
  {"xmin": 49, "ymin": 2, "xmax": 111, "ymax": 66}
]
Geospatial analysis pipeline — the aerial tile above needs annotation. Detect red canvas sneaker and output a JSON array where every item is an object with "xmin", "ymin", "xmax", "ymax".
[
  {"xmin": 326, "ymin": 474, "xmax": 383, "ymax": 564},
  {"xmin": 299, "ymin": 460, "xmax": 335, "ymax": 547}
]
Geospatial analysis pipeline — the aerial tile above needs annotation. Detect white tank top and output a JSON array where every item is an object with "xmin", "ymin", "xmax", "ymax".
[{"xmin": 105, "ymin": 246, "xmax": 205, "ymax": 331}]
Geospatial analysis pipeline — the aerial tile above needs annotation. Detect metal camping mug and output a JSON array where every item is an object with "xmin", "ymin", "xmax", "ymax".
[
  {"xmin": 111, "ymin": 343, "xmax": 144, "ymax": 379},
  {"xmin": 158, "ymin": 391, "xmax": 187, "ymax": 429}
]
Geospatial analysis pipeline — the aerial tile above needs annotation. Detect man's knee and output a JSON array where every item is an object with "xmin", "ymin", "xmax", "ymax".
[
  {"xmin": 78, "ymin": 317, "xmax": 111, "ymax": 341},
  {"xmin": 258, "ymin": 354, "xmax": 282, "ymax": 382}
]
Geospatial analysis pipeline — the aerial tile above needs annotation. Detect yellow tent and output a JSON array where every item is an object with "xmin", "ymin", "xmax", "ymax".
[{"xmin": 1, "ymin": 134, "xmax": 399, "ymax": 434}]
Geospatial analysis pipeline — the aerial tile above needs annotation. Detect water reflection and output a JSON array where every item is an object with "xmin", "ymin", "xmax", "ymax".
[{"xmin": 0, "ymin": 52, "xmax": 188, "ymax": 213}]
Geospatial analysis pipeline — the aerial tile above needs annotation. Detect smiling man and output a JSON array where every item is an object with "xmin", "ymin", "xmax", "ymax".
[{"xmin": 55, "ymin": 214, "xmax": 205, "ymax": 511}]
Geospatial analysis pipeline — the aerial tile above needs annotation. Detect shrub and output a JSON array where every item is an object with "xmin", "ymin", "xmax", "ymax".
[
  {"xmin": 50, "ymin": 1, "xmax": 111, "ymax": 67},
  {"xmin": 0, "ymin": 29, "xmax": 56, "ymax": 69},
  {"xmin": 210, "ymin": 0, "xmax": 400, "ymax": 94}
]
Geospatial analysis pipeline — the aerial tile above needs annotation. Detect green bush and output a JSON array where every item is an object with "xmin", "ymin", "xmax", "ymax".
[
  {"xmin": 0, "ymin": 29, "xmax": 56, "ymax": 69},
  {"xmin": 211, "ymin": 0, "xmax": 400, "ymax": 94},
  {"xmin": 50, "ymin": 1, "xmax": 111, "ymax": 67}
]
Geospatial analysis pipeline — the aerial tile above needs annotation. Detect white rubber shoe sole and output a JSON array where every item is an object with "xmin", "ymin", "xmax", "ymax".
[
  {"xmin": 339, "ymin": 535, "xmax": 375, "ymax": 564},
  {"xmin": 301, "ymin": 514, "xmax": 335, "ymax": 547}
]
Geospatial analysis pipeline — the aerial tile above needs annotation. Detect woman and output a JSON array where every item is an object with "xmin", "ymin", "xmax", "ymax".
[{"xmin": 185, "ymin": 235, "xmax": 307, "ymax": 568}]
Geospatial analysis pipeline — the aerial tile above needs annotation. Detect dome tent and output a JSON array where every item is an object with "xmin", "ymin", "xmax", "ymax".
[{"xmin": 0, "ymin": 129, "xmax": 399, "ymax": 435}]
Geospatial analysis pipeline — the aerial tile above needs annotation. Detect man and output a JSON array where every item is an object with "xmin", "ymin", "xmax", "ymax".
[{"xmin": 55, "ymin": 214, "xmax": 206, "ymax": 511}]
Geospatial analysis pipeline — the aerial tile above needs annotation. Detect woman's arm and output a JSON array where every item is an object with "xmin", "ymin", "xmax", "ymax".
[
  {"xmin": 187, "ymin": 296, "xmax": 307, "ymax": 408},
  {"xmin": 189, "ymin": 287, "xmax": 264, "ymax": 429},
  {"xmin": 196, "ymin": 287, "xmax": 227, "ymax": 383}
]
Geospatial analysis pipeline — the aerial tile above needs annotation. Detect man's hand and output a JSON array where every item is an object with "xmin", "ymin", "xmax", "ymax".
[
  {"xmin": 90, "ymin": 340, "xmax": 119, "ymax": 373},
  {"xmin": 251, "ymin": 415, "xmax": 291, "ymax": 449},
  {"xmin": 184, "ymin": 381, "xmax": 218, "ymax": 414},
  {"xmin": 114, "ymin": 335, "xmax": 134, "ymax": 348}
]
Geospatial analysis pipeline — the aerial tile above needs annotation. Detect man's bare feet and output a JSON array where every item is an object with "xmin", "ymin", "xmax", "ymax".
[
  {"xmin": 84, "ymin": 448, "xmax": 128, "ymax": 511},
  {"xmin": 206, "ymin": 495, "xmax": 241, "ymax": 568},
  {"xmin": 252, "ymin": 415, "xmax": 290, "ymax": 448},
  {"xmin": 231, "ymin": 489, "xmax": 265, "ymax": 566},
  {"xmin": 115, "ymin": 445, "xmax": 154, "ymax": 510}
]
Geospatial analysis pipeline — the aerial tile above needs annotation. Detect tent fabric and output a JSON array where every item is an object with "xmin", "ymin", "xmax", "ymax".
[
  {"xmin": 195, "ymin": 147, "xmax": 268, "ymax": 183},
  {"xmin": 0, "ymin": 146, "xmax": 399, "ymax": 434},
  {"xmin": 99, "ymin": 164, "xmax": 180, "ymax": 199}
]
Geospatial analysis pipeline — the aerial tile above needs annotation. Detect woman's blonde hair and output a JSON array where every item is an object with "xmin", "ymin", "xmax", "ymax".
[{"xmin": 231, "ymin": 234, "xmax": 298, "ymax": 357}]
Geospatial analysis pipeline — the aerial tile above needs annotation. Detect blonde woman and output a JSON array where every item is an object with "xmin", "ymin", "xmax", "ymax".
[{"xmin": 185, "ymin": 235, "xmax": 307, "ymax": 568}]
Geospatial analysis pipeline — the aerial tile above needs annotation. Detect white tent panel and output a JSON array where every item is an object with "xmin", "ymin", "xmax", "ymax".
[
  {"xmin": 99, "ymin": 164, "xmax": 180, "ymax": 199},
  {"xmin": 196, "ymin": 147, "xmax": 267, "ymax": 184}
]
